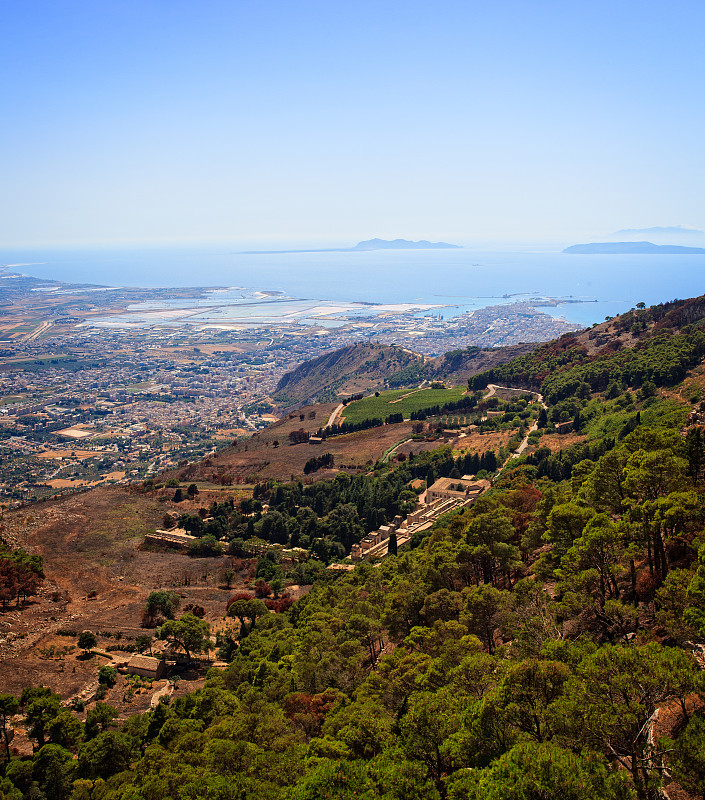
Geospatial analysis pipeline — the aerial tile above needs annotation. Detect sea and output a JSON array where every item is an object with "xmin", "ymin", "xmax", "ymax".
[{"xmin": 2, "ymin": 243, "xmax": 704, "ymax": 329}]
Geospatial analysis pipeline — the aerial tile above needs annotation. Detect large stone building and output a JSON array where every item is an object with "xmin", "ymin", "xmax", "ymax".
[{"xmin": 425, "ymin": 477, "xmax": 489, "ymax": 504}]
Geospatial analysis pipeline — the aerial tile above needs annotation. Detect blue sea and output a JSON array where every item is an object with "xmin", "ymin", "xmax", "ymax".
[{"xmin": 2, "ymin": 243, "xmax": 704, "ymax": 328}]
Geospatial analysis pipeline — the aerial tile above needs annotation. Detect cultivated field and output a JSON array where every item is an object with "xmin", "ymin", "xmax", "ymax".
[{"xmin": 340, "ymin": 385, "xmax": 468, "ymax": 424}]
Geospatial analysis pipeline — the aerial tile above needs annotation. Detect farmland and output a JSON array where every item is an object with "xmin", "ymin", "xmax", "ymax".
[{"xmin": 340, "ymin": 384, "xmax": 468, "ymax": 424}]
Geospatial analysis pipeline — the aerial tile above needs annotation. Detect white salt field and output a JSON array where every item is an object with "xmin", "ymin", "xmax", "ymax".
[{"xmin": 82, "ymin": 287, "xmax": 446, "ymax": 330}]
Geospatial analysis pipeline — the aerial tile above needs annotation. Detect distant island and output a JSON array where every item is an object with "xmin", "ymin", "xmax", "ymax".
[
  {"xmin": 611, "ymin": 226, "xmax": 705, "ymax": 237},
  {"xmin": 350, "ymin": 238, "xmax": 461, "ymax": 251},
  {"xmin": 240, "ymin": 238, "xmax": 461, "ymax": 255},
  {"xmin": 563, "ymin": 241, "xmax": 705, "ymax": 255}
]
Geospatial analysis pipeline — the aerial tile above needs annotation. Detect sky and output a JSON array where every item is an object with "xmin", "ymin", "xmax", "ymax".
[{"xmin": 1, "ymin": 0, "xmax": 704, "ymax": 247}]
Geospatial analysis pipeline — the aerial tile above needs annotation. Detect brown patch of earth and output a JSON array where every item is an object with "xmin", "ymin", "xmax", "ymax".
[
  {"xmin": 0, "ymin": 487, "xmax": 256, "ymax": 700},
  {"xmin": 536, "ymin": 432, "xmax": 588, "ymax": 452}
]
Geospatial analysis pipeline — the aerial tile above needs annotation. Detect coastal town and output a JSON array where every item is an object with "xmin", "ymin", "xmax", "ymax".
[{"xmin": 0, "ymin": 269, "xmax": 579, "ymax": 506}]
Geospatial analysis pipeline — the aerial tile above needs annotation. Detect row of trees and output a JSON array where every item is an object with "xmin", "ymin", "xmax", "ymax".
[{"xmin": 168, "ymin": 447, "xmax": 498, "ymax": 558}]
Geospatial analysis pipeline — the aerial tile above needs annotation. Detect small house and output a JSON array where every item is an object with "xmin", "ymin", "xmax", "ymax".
[{"xmin": 126, "ymin": 655, "xmax": 166, "ymax": 679}]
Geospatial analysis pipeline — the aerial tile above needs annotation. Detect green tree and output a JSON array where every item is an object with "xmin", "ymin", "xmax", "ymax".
[
  {"xmin": 0, "ymin": 694, "xmax": 18, "ymax": 762},
  {"xmin": 464, "ymin": 511, "xmax": 521, "ymax": 585},
  {"xmin": 188, "ymin": 534, "xmax": 223, "ymax": 557},
  {"xmin": 388, "ymin": 531, "xmax": 398, "ymax": 556},
  {"xmin": 558, "ymin": 643, "xmax": 700, "ymax": 799},
  {"xmin": 4, "ymin": 759, "xmax": 33, "ymax": 796},
  {"xmin": 400, "ymin": 689, "xmax": 466, "ymax": 795},
  {"xmin": 0, "ymin": 777, "xmax": 22, "ymax": 800},
  {"xmin": 97, "ymin": 665, "xmax": 117, "ymax": 687},
  {"xmin": 135, "ymin": 634, "xmax": 153, "ymax": 654},
  {"xmin": 496, "ymin": 658, "xmax": 570, "ymax": 743},
  {"xmin": 461, "ymin": 585, "xmax": 511, "ymax": 654},
  {"xmin": 78, "ymin": 730, "xmax": 133, "ymax": 779},
  {"xmin": 46, "ymin": 709, "xmax": 83, "ymax": 750},
  {"xmin": 21, "ymin": 687, "xmax": 62, "ymax": 749},
  {"xmin": 665, "ymin": 710, "xmax": 705, "ymax": 798},
  {"xmin": 144, "ymin": 590, "xmax": 180, "ymax": 624},
  {"xmin": 446, "ymin": 741, "xmax": 635, "ymax": 800},
  {"xmin": 32, "ymin": 744, "xmax": 76, "ymax": 800},
  {"xmin": 158, "ymin": 613, "xmax": 211, "ymax": 660},
  {"xmin": 559, "ymin": 514, "xmax": 624, "ymax": 604},
  {"xmin": 77, "ymin": 630, "xmax": 97, "ymax": 655},
  {"xmin": 320, "ymin": 698, "xmax": 395, "ymax": 759},
  {"xmin": 545, "ymin": 503, "xmax": 595, "ymax": 562},
  {"xmin": 84, "ymin": 702, "xmax": 118, "ymax": 740},
  {"xmin": 227, "ymin": 597, "xmax": 268, "ymax": 637}
]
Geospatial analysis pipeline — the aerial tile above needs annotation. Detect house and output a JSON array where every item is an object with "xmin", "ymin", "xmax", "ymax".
[
  {"xmin": 554, "ymin": 420, "xmax": 574, "ymax": 434},
  {"xmin": 125, "ymin": 655, "xmax": 166, "ymax": 679}
]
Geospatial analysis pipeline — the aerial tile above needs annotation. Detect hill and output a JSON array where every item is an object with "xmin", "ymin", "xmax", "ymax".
[
  {"xmin": 272, "ymin": 342, "xmax": 430, "ymax": 406},
  {"xmin": 240, "ymin": 238, "xmax": 460, "ymax": 255},
  {"xmin": 469, "ymin": 294, "xmax": 705, "ymax": 401},
  {"xmin": 563, "ymin": 240, "xmax": 705, "ymax": 254},
  {"xmin": 612, "ymin": 225, "xmax": 705, "ymax": 237},
  {"xmin": 6, "ymin": 294, "xmax": 705, "ymax": 799},
  {"xmin": 430, "ymin": 341, "xmax": 541, "ymax": 382},
  {"xmin": 273, "ymin": 341, "xmax": 542, "ymax": 407}
]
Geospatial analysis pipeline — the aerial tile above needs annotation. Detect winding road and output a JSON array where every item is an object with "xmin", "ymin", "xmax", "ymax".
[{"xmin": 484, "ymin": 384, "xmax": 547, "ymax": 464}]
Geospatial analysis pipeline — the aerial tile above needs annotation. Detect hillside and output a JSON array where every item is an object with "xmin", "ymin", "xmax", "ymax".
[
  {"xmin": 430, "ymin": 341, "xmax": 541, "ymax": 382},
  {"xmin": 272, "ymin": 342, "xmax": 430, "ymax": 406},
  {"xmin": 273, "ymin": 340, "xmax": 542, "ymax": 407},
  {"xmin": 469, "ymin": 294, "xmax": 705, "ymax": 401},
  {"xmin": 5, "ymin": 295, "xmax": 705, "ymax": 799}
]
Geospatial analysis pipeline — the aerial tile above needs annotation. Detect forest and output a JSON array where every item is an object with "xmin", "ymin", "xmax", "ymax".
[{"xmin": 3, "ymin": 299, "xmax": 705, "ymax": 800}]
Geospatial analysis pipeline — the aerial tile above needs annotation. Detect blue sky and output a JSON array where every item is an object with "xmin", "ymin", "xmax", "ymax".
[{"xmin": 2, "ymin": 0, "xmax": 703, "ymax": 246}]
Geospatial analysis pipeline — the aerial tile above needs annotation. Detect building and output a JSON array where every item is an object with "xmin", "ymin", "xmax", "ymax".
[
  {"xmin": 351, "ymin": 479, "xmax": 489, "ymax": 562},
  {"xmin": 425, "ymin": 477, "xmax": 489, "ymax": 504},
  {"xmin": 144, "ymin": 529, "xmax": 196, "ymax": 549},
  {"xmin": 125, "ymin": 655, "xmax": 166, "ymax": 679}
]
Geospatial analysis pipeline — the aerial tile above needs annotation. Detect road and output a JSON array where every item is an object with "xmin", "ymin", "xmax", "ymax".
[
  {"xmin": 324, "ymin": 403, "xmax": 345, "ymax": 429},
  {"xmin": 23, "ymin": 320, "xmax": 53, "ymax": 343},
  {"xmin": 484, "ymin": 384, "xmax": 547, "ymax": 464}
]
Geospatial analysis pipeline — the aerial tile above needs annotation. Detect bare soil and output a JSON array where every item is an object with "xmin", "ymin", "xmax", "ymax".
[{"xmin": 0, "ymin": 487, "xmax": 252, "ymax": 699}]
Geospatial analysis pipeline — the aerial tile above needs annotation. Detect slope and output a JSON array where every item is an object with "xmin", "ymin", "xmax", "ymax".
[{"xmin": 273, "ymin": 340, "xmax": 542, "ymax": 407}]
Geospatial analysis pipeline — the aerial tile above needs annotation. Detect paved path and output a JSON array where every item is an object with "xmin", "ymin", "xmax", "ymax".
[{"xmin": 324, "ymin": 403, "xmax": 345, "ymax": 429}]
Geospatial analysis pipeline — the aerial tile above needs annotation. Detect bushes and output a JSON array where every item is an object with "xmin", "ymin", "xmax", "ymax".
[{"xmin": 304, "ymin": 453, "xmax": 334, "ymax": 474}]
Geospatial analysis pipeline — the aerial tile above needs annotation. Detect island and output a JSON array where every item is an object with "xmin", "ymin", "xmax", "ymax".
[
  {"xmin": 563, "ymin": 241, "xmax": 705, "ymax": 255},
  {"xmin": 350, "ymin": 238, "xmax": 461, "ymax": 251},
  {"xmin": 611, "ymin": 226, "xmax": 705, "ymax": 237},
  {"xmin": 240, "ymin": 238, "xmax": 461, "ymax": 255}
]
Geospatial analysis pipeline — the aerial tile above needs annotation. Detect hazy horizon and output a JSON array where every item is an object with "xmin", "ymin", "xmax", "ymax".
[{"xmin": 2, "ymin": 1, "xmax": 704, "ymax": 249}]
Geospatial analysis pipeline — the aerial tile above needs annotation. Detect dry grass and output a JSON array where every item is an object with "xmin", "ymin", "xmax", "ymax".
[{"xmin": 0, "ymin": 487, "xmax": 252, "ymax": 698}]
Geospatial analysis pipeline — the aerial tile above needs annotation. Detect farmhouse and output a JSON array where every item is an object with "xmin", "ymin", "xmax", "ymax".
[{"xmin": 125, "ymin": 655, "xmax": 166, "ymax": 679}]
